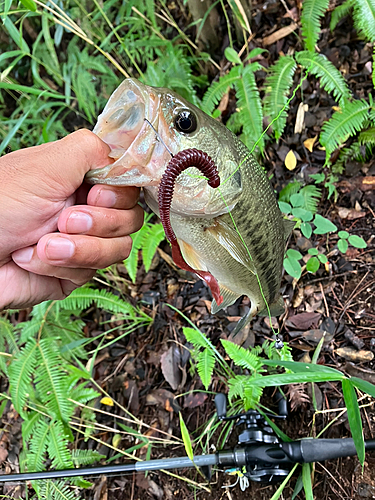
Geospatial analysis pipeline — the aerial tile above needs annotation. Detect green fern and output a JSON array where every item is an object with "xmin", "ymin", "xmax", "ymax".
[
  {"xmin": 279, "ymin": 181, "xmax": 302, "ymax": 203},
  {"xmin": 183, "ymin": 327, "xmax": 213, "ymax": 350},
  {"xmin": 234, "ymin": 64, "xmax": 264, "ymax": 151},
  {"xmin": 301, "ymin": 0, "xmax": 330, "ymax": 51},
  {"xmin": 243, "ymin": 384, "xmax": 263, "ymax": 410},
  {"xmin": 197, "ymin": 349, "xmax": 215, "ymax": 390},
  {"xmin": 27, "ymin": 418, "xmax": 50, "ymax": 472},
  {"xmin": 39, "ymin": 480, "xmax": 77, "ymax": 500},
  {"xmin": 124, "ymin": 215, "xmax": 165, "ymax": 283},
  {"xmin": 296, "ymin": 51, "xmax": 350, "ymax": 103},
  {"xmin": 8, "ymin": 339, "xmax": 38, "ymax": 417},
  {"xmin": 320, "ymin": 99, "xmax": 370, "ymax": 161},
  {"xmin": 0, "ymin": 317, "xmax": 19, "ymax": 355},
  {"xmin": 35, "ymin": 338, "xmax": 74, "ymax": 422},
  {"xmin": 201, "ymin": 66, "xmax": 241, "ymax": 115},
  {"xmin": 227, "ymin": 374, "xmax": 263, "ymax": 409},
  {"xmin": 221, "ymin": 340, "xmax": 265, "ymax": 374},
  {"xmin": 330, "ymin": 0, "xmax": 353, "ymax": 31},
  {"xmin": 299, "ymin": 185, "xmax": 322, "ymax": 213},
  {"xmin": 48, "ymin": 421, "xmax": 74, "ymax": 469},
  {"xmin": 352, "ymin": 0, "xmax": 375, "ymax": 42},
  {"xmin": 263, "ymin": 56, "xmax": 297, "ymax": 140},
  {"xmin": 72, "ymin": 449, "xmax": 106, "ymax": 466}
]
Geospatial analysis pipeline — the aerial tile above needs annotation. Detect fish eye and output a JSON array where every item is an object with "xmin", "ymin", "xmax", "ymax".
[{"xmin": 174, "ymin": 110, "xmax": 198, "ymax": 134}]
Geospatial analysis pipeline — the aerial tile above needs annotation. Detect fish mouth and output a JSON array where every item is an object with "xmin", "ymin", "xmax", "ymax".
[{"xmin": 86, "ymin": 79, "xmax": 171, "ymax": 186}]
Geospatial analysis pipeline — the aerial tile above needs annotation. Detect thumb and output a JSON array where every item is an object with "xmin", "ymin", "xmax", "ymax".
[{"xmin": 34, "ymin": 129, "xmax": 112, "ymax": 197}]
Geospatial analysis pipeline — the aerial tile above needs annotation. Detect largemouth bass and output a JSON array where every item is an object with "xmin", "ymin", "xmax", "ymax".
[{"xmin": 86, "ymin": 78, "xmax": 290, "ymax": 333}]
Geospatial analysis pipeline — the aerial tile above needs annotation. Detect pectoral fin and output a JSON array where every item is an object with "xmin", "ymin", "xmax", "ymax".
[
  {"xmin": 283, "ymin": 219, "xmax": 295, "ymax": 240},
  {"xmin": 206, "ymin": 219, "xmax": 256, "ymax": 275}
]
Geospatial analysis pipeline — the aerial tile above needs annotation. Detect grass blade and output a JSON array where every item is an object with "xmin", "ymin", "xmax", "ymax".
[{"xmin": 342, "ymin": 378, "xmax": 365, "ymax": 466}]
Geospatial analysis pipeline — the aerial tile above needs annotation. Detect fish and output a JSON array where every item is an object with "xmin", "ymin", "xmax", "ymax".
[{"xmin": 86, "ymin": 78, "xmax": 291, "ymax": 334}]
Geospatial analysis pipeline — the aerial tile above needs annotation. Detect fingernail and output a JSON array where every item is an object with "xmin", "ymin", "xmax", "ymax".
[
  {"xmin": 13, "ymin": 247, "xmax": 34, "ymax": 263},
  {"xmin": 46, "ymin": 237, "xmax": 75, "ymax": 260},
  {"xmin": 66, "ymin": 211, "xmax": 93, "ymax": 233},
  {"xmin": 95, "ymin": 188, "xmax": 117, "ymax": 208}
]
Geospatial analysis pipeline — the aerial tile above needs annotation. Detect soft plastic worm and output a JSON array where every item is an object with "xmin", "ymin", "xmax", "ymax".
[{"xmin": 158, "ymin": 148, "xmax": 223, "ymax": 305}]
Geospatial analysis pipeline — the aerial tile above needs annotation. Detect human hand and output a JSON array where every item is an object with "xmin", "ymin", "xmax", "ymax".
[{"xmin": 0, "ymin": 129, "xmax": 144, "ymax": 310}]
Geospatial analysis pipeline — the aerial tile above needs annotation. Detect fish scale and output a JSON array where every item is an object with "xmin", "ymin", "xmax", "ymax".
[{"xmin": 85, "ymin": 78, "xmax": 290, "ymax": 333}]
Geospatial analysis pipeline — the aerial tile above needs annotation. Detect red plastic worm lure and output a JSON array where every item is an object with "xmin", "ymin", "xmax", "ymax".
[{"xmin": 158, "ymin": 148, "xmax": 223, "ymax": 305}]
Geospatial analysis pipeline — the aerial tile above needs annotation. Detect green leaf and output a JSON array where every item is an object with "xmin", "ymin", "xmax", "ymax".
[
  {"xmin": 351, "ymin": 377, "xmax": 375, "ymax": 398},
  {"xmin": 286, "ymin": 249, "xmax": 303, "ymax": 260},
  {"xmin": 330, "ymin": 0, "xmax": 353, "ymax": 31},
  {"xmin": 306, "ymin": 256, "xmax": 320, "ymax": 273},
  {"xmin": 179, "ymin": 413, "xmax": 194, "ymax": 461},
  {"xmin": 338, "ymin": 230, "xmax": 349, "ymax": 239},
  {"xmin": 234, "ymin": 65, "xmax": 264, "ymax": 150},
  {"xmin": 263, "ymin": 56, "xmax": 297, "ymax": 140},
  {"xmin": 197, "ymin": 349, "xmax": 215, "ymax": 390},
  {"xmin": 318, "ymin": 254, "xmax": 328, "ymax": 264},
  {"xmin": 309, "ymin": 172, "xmax": 325, "ymax": 183},
  {"xmin": 279, "ymin": 201, "xmax": 292, "ymax": 214},
  {"xmin": 284, "ymin": 257, "xmax": 302, "ymax": 279},
  {"xmin": 290, "ymin": 193, "xmax": 304, "ymax": 207},
  {"xmin": 313, "ymin": 214, "xmax": 338, "ymax": 234},
  {"xmin": 320, "ymin": 99, "xmax": 370, "ymax": 161},
  {"xmin": 338, "ymin": 238, "xmax": 349, "ymax": 253},
  {"xmin": 301, "ymin": 222, "xmax": 313, "ymax": 238},
  {"xmin": 262, "ymin": 360, "xmax": 345, "ymax": 377},
  {"xmin": 247, "ymin": 371, "xmax": 344, "ymax": 387},
  {"xmin": 8, "ymin": 339, "xmax": 37, "ymax": 416},
  {"xmin": 202, "ymin": 65, "xmax": 241, "ymax": 114},
  {"xmin": 224, "ymin": 47, "xmax": 242, "ymax": 65},
  {"xmin": 221, "ymin": 340, "xmax": 264, "ymax": 373},
  {"xmin": 301, "ymin": 0, "xmax": 330, "ymax": 51},
  {"xmin": 292, "ymin": 208, "xmax": 313, "ymax": 222},
  {"xmin": 308, "ymin": 248, "xmax": 319, "ymax": 256},
  {"xmin": 348, "ymin": 234, "xmax": 367, "ymax": 248},
  {"xmin": 19, "ymin": 0, "xmax": 37, "ymax": 11},
  {"xmin": 352, "ymin": 0, "xmax": 375, "ymax": 42},
  {"xmin": 245, "ymin": 48, "xmax": 267, "ymax": 60},
  {"xmin": 296, "ymin": 51, "xmax": 350, "ymax": 103},
  {"xmin": 342, "ymin": 379, "xmax": 365, "ymax": 466},
  {"xmin": 302, "ymin": 463, "xmax": 314, "ymax": 500},
  {"xmin": 142, "ymin": 223, "xmax": 165, "ymax": 272}
]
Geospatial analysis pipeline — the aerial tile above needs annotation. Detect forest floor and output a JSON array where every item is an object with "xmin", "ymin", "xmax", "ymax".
[{"xmin": 1, "ymin": 0, "xmax": 375, "ymax": 499}]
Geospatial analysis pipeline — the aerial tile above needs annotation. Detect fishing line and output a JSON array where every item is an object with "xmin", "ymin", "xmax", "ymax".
[{"xmin": 144, "ymin": 118, "xmax": 174, "ymax": 157}]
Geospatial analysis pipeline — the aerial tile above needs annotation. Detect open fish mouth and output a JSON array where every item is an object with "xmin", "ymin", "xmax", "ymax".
[{"xmin": 86, "ymin": 79, "xmax": 172, "ymax": 186}]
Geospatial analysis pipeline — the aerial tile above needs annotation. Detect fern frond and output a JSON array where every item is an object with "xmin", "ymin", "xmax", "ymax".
[
  {"xmin": 71, "ymin": 449, "xmax": 106, "ymax": 466},
  {"xmin": 35, "ymin": 338, "xmax": 73, "ymax": 422},
  {"xmin": 226, "ymin": 110, "xmax": 243, "ymax": 134},
  {"xmin": 221, "ymin": 340, "xmax": 265, "ymax": 373},
  {"xmin": 358, "ymin": 126, "xmax": 375, "ymax": 145},
  {"xmin": 27, "ymin": 418, "xmax": 50, "ymax": 472},
  {"xmin": 124, "ymin": 219, "xmax": 152, "ymax": 283},
  {"xmin": 48, "ymin": 420, "xmax": 74, "ymax": 469},
  {"xmin": 299, "ymin": 185, "xmax": 322, "ymax": 213},
  {"xmin": 59, "ymin": 287, "xmax": 138, "ymax": 319},
  {"xmin": 296, "ymin": 51, "xmax": 350, "ymax": 103},
  {"xmin": 228, "ymin": 375, "xmax": 247, "ymax": 401},
  {"xmin": 183, "ymin": 327, "xmax": 212, "ymax": 350},
  {"xmin": 41, "ymin": 480, "xmax": 77, "ymax": 500},
  {"xmin": 301, "ymin": 0, "xmax": 330, "ymax": 50},
  {"xmin": 142, "ymin": 223, "xmax": 165, "ymax": 272},
  {"xmin": 243, "ymin": 383, "xmax": 263, "ymax": 410},
  {"xmin": 197, "ymin": 348, "xmax": 215, "ymax": 390},
  {"xmin": 201, "ymin": 66, "xmax": 241, "ymax": 115},
  {"xmin": 330, "ymin": 0, "xmax": 353, "ymax": 31},
  {"xmin": 0, "ymin": 317, "xmax": 18, "ymax": 354},
  {"xmin": 234, "ymin": 65, "xmax": 264, "ymax": 151},
  {"xmin": 263, "ymin": 56, "xmax": 297, "ymax": 140},
  {"xmin": 320, "ymin": 99, "xmax": 370, "ymax": 160},
  {"xmin": 8, "ymin": 339, "xmax": 37, "ymax": 416},
  {"xmin": 22, "ymin": 411, "xmax": 44, "ymax": 443},
  {"xmin": 19, "ymin": 317, "xmax": 41, "ymax": 344},
  {"xmin": 69, "ymin": 384, "xmax": 99, "ymax": 404},
  {"xmin": 279, "ymin": 181, "xmax": 302, "ymax": 203},
  {"xmin": 352, "ymin": 0, "xmax": 375, "ymax": 42}
]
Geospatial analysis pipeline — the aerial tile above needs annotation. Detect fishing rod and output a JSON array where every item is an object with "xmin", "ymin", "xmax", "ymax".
[{"xmin": 1, "ymin": 394, "xmax": 374, "ymax": 488}]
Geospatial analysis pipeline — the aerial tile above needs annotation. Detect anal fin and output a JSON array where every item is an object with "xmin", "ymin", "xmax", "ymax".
[{"xmin": 211, "ymin": 285, "xmax": 240, "ymax": 314}]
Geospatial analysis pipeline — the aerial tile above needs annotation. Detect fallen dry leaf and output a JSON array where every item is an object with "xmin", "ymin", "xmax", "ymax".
[
  {"xmin": 337, "ymin": 207, "xmax": 366, "ymax": 220},
  {"xmin": 285, "ymin": 150, "xmax": 297, "ymax": 170},
  {"xmin": 336, "ymin": 347, "xmax": 374, "ymax": 362},
  {"xmin": 100, "ymin": 396, "xmax": 114, "ymax": 406},
  {"xmin": 294, "ymin": 103, "xmax": 308, "ymax": 134},
  {"xmin": 263, "ymin": 23, "xmax": 298, "ymax": 46},
  {"xmin": 304, "ymin": 135, "xmax": 317, "ymax": 152},
  {"xmin": 285, "ymin": 312, "xmax": 321, "ymax": 330},
  {"xmin": 161, "ymin": 346, "xmax": 181, "ymax": 391}
]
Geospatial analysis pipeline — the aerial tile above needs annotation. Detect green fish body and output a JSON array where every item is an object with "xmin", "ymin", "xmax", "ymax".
[{"xmin": 86, "ymin": 79, "xmax": 288, "ymax": 332}]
